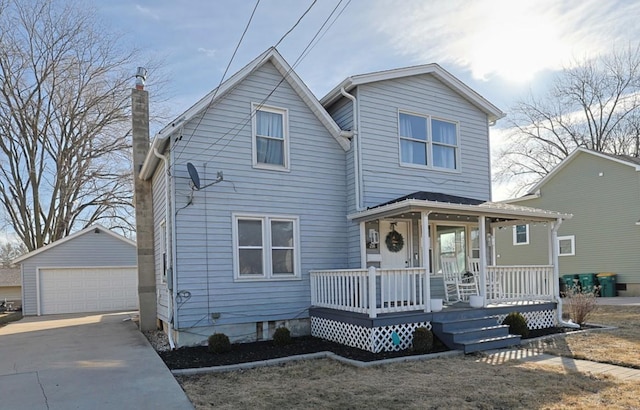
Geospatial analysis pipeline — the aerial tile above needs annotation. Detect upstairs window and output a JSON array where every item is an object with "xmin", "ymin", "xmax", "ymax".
[
  {"xmin": 399, "ymin": 112, "xmax": 459, "ymax": 170},
  {"xmin": 513, "ymin": 224, "xmax": 529, "ymax": 245},
  {"xmin": 252, "ymin": 104, "xmax": 289, "ymax": 170}
]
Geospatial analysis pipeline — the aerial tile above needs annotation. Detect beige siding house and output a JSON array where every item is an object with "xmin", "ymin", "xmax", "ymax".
[
  {"xmin": 0, "ymin": 267, "xmax": 21, "ymax": 308},
  {"xmin": 496, "ymin": 148, "xmax": 640, "ymax": 296}
]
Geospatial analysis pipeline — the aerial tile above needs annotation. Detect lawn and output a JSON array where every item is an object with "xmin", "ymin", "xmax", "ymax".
[{"xmin": 176, "ymin": 305, "xmax": 640, "ymax": 409}]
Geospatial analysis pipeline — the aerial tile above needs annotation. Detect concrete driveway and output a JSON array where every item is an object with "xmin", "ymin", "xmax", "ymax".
[{"xmin": 0, "ymin": 312, "xmax": 193, "ymax": 409}]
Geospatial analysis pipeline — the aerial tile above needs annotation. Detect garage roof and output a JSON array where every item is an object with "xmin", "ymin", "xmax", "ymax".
[{"xmin": 12, "ymin": 224, "xmax": 135, "ymax": 264}]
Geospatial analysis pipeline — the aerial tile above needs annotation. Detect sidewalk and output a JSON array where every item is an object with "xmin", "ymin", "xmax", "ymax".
[
  {"xmin": 481, "ymin": 347, "xmax": 640, "ymax": 381},
  {"xmin": 482, "ymin": 296, "xmax": 640, "ymax": 381},
  {"xmin": 596, "ymin": 296, "xmax": 640, "ymax": 306}
]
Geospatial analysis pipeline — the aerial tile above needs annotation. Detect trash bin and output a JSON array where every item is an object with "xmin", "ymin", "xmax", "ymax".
[
  {"xmin": 562, "ymin": 274, "xmax": 579, "ymax": 293},
  {"xmin": 597, "ymin": 272, "xmax": 617, "ymax": 297},
  {"xmin": 578, "ymin": 273, "xmax": 598, "ymax": 293}
]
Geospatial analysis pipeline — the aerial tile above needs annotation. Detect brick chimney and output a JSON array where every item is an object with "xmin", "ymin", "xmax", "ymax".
[{"xmin": 131, "ymin": 67, "xmax": 156, "ymax": 331}]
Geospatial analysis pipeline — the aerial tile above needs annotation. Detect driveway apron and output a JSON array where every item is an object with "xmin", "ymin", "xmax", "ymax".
[{"xmin": 0, "ymin": 312, "xmax": 193, "ymax": 409}]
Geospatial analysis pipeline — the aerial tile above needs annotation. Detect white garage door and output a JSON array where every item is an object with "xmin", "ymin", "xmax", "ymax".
[{"xmin": 39, "ymin": 267, "xmax": 138, "ymax": 315}]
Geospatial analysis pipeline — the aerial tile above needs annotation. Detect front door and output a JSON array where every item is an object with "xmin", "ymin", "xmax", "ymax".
[{"xmin": 380, "ymin": 221, "xmax": 410, "ymax": 268}]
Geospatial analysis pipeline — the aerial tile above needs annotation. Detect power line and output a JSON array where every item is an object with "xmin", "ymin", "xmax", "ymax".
[
  {"xmin": 172, "ymin": 0, "xmax": 323, "ymax": 165},
  {"xmin": 175, "ymin": 0, "xmax": 261, "ymax": 162},
  {"xmin": 192, "ymin": 0, "xmax": 350, "ymax": 165}
]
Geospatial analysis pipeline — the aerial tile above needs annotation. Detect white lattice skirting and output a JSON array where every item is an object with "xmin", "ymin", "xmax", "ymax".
[
  {"xmin": 311, "ymin": 317, "xmax": 432, "ymax": 353},
  {"xmin": 495, "ymin": 309, "xmax": 557, "ymax": 329}
]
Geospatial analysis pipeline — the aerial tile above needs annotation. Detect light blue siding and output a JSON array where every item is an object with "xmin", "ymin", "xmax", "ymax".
[
  {"xmin": 357, "ymin": 75, "xmax": 491, "ymax": 206},
  {"xmin": 19, "ymin": 231, "xmax": 137, "ymax": 315},
  {"xmin": 169, "ymin": 61, "xmax": 348, "ymax": 330},
  {"xmin": 151, "ymin": 160, "xmax": 170, "ymax": 322}
]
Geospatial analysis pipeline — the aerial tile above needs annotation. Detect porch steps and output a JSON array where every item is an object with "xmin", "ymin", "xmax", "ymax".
[{"xmin": 432, "ymin": 316, "xmax": 521, "ymax": 354}]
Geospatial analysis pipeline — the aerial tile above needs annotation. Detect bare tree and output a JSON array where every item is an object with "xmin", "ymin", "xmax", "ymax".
[
  {"xmin": 0, "ymin": 241, "xmax": 26, "ymax": 266},
  {"xmin": 495, "ymin": 45, "xmax": 640, "ymax": 195},
  {"xmin": 0, "ymin": 0, "xmax": 166, "ymax": 250}
]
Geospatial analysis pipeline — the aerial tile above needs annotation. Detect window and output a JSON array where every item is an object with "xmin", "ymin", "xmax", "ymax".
[
  {"xmin": 513, "ymin": 224, "xmax": 529, "ymax": 245},
  {"xmin": 252, "ymin": 104, "xmax": 289, "ymax": 170},
  {"xmin": 233, "ymin": 214, "xmax": 300, "ymax": 280},
  {"xmin": 399, "ymin": 112, "xmax": 459, "ymax": 170},
  {"xmin": 160, "ymin": 220, "xmax": 167, "ymax": 283},
  {"xmin": 558, "ymin": 235, "xmax": 575, "ymax": 256}
]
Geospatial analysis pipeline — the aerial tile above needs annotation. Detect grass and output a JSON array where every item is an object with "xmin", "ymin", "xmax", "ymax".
[
  {"xmin": 536, "ymin": 305, "xmax": 640, "ymax": 369},
  {"xmin": 177, "ymin": 305, "xmax": 640, "ymax": 409}
]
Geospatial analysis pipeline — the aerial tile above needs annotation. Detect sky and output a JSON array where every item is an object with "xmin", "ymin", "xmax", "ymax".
[{"xmin": 97, "ymin": 0, "xmax": 640, "ymax": 201}]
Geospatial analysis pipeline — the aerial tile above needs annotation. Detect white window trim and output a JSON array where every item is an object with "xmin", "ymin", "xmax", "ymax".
[
  {"xmin": 513, "ymin": 224, "xmax": 529, "ymax": 245},
  {"xmin": 557, "ymin": 235, "xmax": 575, "ymax": 256},
  {"xmin": 251, "ymin": 103, "xmax": 290, "ymax": 172},
  {"xmin": 232, "ymin": 213, "xmax": 301, "ymax": 281},
  {"xmin": 397, "ymin": 110, "xmax": 460, "ymax": 172}
]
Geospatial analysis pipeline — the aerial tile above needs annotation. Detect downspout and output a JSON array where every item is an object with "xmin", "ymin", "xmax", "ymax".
[
  {"xmin": 551, "ymin": 217, "xmax": 580, "ymax": 329},
  {"xmin": 340, "ymin": 87, "xmax": 364, "ymax": 211},
  {"xmin": 153, "ymin": 147, "xmax": 176, "ymax": 349}
]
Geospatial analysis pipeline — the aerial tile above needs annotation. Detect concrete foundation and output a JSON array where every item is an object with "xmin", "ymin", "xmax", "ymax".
[{"xmin": 167, "ymin": 318, "xmax": 311, "ymax": 347}]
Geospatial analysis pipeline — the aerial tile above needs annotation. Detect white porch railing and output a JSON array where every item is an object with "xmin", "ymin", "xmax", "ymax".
[
  {"xmin": 486, "ymin": 265, "xmax": 555, "ymax": 304},
  {"xmin": 311, "ymin": 265, "xmax": 556, "ymax": 317},
  {"xmin": 310, "ymin": 267, "xmax": 427, "ymax": 318}
]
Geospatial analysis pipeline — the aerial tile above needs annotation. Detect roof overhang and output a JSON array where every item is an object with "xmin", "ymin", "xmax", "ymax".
[
  {"xmin": 348, "ymin": 198, "xmax": 572, "ymax": 223},
  {"xmin": 321, "ymin": 63, "xmax": 505, "ymax": 124}
]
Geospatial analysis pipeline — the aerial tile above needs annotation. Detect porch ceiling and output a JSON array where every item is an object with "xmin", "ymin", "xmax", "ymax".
[{"xmin": 348, "ymin": 195, "xmax": 572, "ymax": 223}]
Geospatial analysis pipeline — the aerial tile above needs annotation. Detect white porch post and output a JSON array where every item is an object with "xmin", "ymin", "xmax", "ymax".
[
  {"xmin": 368, "ymin": 266, "xmax": 377, "ymax": 318},
  {"xmin": 550, "ymin": 219, "xmax": 561, "ymax": 299},
  {"xmin": 421, "ymin": 211, "xmax": 431, "ymax": 312},
  {"xmin": 479, "ymin": 215, "xmax": 487, "ymax": 306}
]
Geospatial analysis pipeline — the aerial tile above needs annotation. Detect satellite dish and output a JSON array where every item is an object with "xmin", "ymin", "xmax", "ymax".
[{"xmin": 186, "ymin": 162, "xmax": 201, "ymax": 190}]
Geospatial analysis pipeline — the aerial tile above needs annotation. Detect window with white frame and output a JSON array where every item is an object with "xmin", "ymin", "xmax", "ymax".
[
  {"xmin": 558, "ymin": 235, "xmax": 575, "ymax": 256},
  {"xmin": 252, "ymin": 104, "xmax": 288, "ymax": 170},
  {"xmin": 234, "ymin": 214, "xmax": 300, "ymax": 280},
  {"xmin": 513, "ymin": 224, "xmax": 529, "ymax": 245},
  {"xmin": 398, "ymin": 112, "xmax": 459, "ymax": 170}
]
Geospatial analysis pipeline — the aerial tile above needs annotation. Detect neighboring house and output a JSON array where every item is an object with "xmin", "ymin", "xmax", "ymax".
[
  {"xmin": 495, "ymin": 148, "xmax": 640, "ymax": 296},
  {"xmin": 139, "ymin": 48, "xmax": 572, "ymax": 352},
  {"xmin": 0, "ymin": 267, "xmax": 21, "ymax": 308},
  {"xmin": 13, "ymin": 224, "xmax": 138, "ymax": 315}
]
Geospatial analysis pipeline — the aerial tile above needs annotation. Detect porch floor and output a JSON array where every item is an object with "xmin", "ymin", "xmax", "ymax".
[{"xmin": 310, "ymin": 300, "xmax": 557, "ymax": 329}]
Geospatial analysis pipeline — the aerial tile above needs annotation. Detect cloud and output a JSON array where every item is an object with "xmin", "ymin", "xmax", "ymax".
[
  {"xmin": 197, "ymin": 47, "xmax": 216, "ymax": 58},
  {"xmin": 372, "ymin": 0, "xmax": 640, "ymax": 83},
  {"xmin": 135, "ymin": 4, "xmax": 160, "ymax": 20}
]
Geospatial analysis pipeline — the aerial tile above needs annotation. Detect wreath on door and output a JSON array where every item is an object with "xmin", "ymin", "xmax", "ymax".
[{"xmin": 385, "ymin": 226, "xmax": 404, "ymax": 253}]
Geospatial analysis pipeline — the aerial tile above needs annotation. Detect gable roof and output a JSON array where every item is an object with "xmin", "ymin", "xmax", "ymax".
[
  {"xmin": 0, "ymin": 267, "xmax": 20, "ymax": 287},
  {"xmin": 140, "ymin": 47, "xmax": 350, "ymax": 180},
  {"xmin": 505, "ymin": 147, "xmax": 640, "ymax": 203},
  {"xmin": 320, "ymin": 63, "xmax": 505, "ymax": 124},
  {"xmin": 12, "ymin": 224, "xmax": 136, "ymax": 264}
]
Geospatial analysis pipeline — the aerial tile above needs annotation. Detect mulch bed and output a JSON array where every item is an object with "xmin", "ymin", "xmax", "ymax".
[{"xmin": 159, "ymin": 327, "xmax": 575, "ymax": 370}]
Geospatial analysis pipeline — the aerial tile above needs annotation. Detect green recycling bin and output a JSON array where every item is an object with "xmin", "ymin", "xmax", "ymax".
[
  {"xmin": 562, "ymin": 274, "xmax": 579, "ymax": 293},
  {"xmin": 597, "ymin": 272, "xmax": 617, "ymax": 297},
  {"xmin": 578, "ymin": 273, "xmax": 598, "ymax": 293}
]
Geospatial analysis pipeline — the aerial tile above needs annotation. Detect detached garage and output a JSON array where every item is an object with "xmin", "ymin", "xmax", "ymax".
[{"xmin": 14, "ymin": 224, "xmax": 138, "ymax": 315}]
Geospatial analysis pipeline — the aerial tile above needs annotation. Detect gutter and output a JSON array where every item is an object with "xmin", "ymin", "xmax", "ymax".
[
  {"xmin": 552, "ymin": 217, "xmax": 580, "ymax": 329},
  {"xmin": 153, "ymin": 148, "xmax": 177, "ymax": 349},
  {"xmin": 340, "ymin": 87, "xmax": 364, "ymax": 211}
]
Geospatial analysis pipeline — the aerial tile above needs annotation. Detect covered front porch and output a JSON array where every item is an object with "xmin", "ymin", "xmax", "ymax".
[{"xmin": 309, "ymin": 192, "xmax": 572, "ymax": 353}]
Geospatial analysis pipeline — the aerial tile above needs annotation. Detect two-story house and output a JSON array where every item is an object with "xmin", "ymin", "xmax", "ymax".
[{"xmin": 138, "ymin": 48, "xmax": 572, "ymax": 353}]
